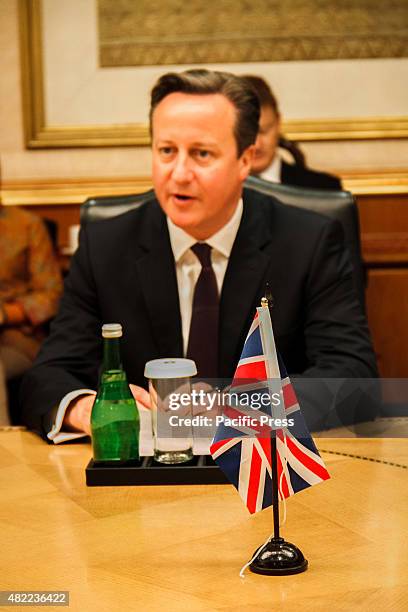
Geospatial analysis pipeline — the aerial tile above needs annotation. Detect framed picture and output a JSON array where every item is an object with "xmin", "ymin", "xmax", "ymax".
[{"xmin": 20, "ymin": 0, "xmax": 408, "ymax": 148}]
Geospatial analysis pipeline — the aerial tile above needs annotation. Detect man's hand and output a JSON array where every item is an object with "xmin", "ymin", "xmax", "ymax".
[
  {"xmin": 63, "ymin": 385, "xmax": 151, "ymax": 435},
  {"xmin": 129, "ymin": 384, "xmax": 151, "ymax": 410},
  {"xmin": 63, "ymin": 393, "xmax": 96, "ymax": 435}
]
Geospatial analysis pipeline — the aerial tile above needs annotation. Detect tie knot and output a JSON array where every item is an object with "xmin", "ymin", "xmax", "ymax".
[{"xmin": 191, "ymin": 243, "xmax": 212, "ymax": 268}]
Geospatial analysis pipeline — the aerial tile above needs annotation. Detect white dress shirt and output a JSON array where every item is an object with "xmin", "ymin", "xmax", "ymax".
[
  {"xmin": 48, "ymin": 199, "xmax": 243, "ymax": 444},
  {"xmin": 167, "ymin": 199, "xmax": 243, "ymax": 355},
  {"xmin": 259, "ymin": 154, "xmax": 282, "ymax": 183}
]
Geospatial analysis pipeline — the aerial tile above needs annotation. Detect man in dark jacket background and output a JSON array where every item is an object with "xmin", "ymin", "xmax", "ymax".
[{"xmin": 242, "ymin": 75, "xmax": 342, "ymax": 190}]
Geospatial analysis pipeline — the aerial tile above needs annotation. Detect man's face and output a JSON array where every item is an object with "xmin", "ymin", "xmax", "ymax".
[
  {"xmin": 151, "ymin": 92, "xmax": 254, "ymax": 240},
  {"xmin": 251, "ymin": 105, "xmax": 281, "ymax": 174}
]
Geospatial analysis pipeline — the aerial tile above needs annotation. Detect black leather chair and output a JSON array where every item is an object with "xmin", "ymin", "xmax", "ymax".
[
  {"xmin": 245, "ymin": 176, "xmax": 365, "ymax": 309},
  {"xmin": 81, "ymin": 190, "xmax": 156, "ymax": 224},
  {"xmin": 81, "ymin": 178, "xmax": 365, "ymax": 309}
]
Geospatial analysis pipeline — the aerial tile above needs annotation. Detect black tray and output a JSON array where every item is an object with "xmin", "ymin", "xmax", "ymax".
[{"xmin": 86, "ymin": 455, "xmax": 229, "ymax": 486}]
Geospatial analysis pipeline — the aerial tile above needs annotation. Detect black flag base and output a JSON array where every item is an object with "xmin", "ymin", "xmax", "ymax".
[{"xmin": 249, "ymin": 537, "xmax": 308, "ymax": 576}]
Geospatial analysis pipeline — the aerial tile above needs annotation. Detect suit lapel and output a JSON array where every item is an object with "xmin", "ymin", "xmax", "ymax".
[
  {"xmin": 281, "ymin": 160, "xmax": 295, "ymax": 185},
  {"xmin": 134, "ymin": 202, "xmax": 183, "ymax": 358},
  {"xmin": 219, "ymin": 190, "xmax": 274, "ymax": 377},
  {"xmin": 132, "ymin": 193, "xmax": 276, "ymax": 375}
]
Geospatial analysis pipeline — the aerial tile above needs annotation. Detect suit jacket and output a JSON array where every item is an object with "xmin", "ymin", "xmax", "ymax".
[
  {"xmin": 21, "ymin": 188, "xmax": 377, "ymax": 437},
  {"xmin": 281, "ymin": 160, "xmax": 342, "ymax": 191}
]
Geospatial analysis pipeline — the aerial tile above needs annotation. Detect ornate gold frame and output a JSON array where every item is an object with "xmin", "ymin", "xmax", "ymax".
[
  {"xmin": 20, "ymin": 0, "xmax": 408, "ymax": 149},
  {"xmin": 19, "ymin": 0, "xmax": 149, "ymax": 148}
]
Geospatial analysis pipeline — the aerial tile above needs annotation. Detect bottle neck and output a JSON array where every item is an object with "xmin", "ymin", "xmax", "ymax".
[{"xmin": 103, "ymin": 337, "xmax": 123, "ymax": 372}]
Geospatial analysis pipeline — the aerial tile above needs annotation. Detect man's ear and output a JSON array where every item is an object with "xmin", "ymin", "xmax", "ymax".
[{"xmin": 238, "ymin": 144, "xmax": 256, "ymax": 180}]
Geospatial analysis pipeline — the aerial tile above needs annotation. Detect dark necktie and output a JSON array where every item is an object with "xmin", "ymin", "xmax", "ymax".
[{"xmin": 186, "ymin": 243, "xmax": 219, "ymax": 378}]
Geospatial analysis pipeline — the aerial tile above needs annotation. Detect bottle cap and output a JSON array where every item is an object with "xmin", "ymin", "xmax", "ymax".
[
  {"xmin": 144, "ymin": 358, "xmax": 197, "ymax": 379},
  {"xmin": 102, "ymin": 323, "xmax": 123, "ymax": 338}
]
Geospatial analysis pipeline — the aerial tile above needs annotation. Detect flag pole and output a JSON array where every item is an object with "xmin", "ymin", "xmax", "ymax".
[
  {"xmin": 270, "ymin": 432, "xmax": 280, "ymax": 540},
  {"xmin": 249, "ymin": 293, "xmax": 308, "ymax": 576},
  {"xmin": 262, "ymin": 288, "xmax": 281, "ymax": 542}
]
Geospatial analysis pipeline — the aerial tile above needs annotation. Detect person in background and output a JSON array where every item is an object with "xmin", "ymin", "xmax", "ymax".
[
  {"xmin": 0, "ymin": 203, "xmax": 63, "ymax": 424},
  {"xmin": 242, "ymin": 75, "xmax": 342, "ymax": 190}
]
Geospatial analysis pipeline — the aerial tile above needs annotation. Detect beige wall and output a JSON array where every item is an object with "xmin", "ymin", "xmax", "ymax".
[
  {"xmin": 42, "ymin": 0, "xmax": 408, "ymax": 125},
  {"xmin": 1, "ymin": 0, "xmax": 407, "ymax": 184},
  {"xmin": 1, "ymin": 0, "xmax": 151, "ymax": 182}
]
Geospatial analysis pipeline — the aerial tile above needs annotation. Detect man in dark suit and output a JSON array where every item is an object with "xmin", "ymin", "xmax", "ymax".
[
  {"xmin": 280, "ymin": 158, "xmax": 342, "ymax": 190},
  {"xmin": 21, "ymin": 69, "xmax": 376, "ymax": 442},
  {"xmin": 242, "ymin": 75, "xmax": 342, "ymax": 190}
]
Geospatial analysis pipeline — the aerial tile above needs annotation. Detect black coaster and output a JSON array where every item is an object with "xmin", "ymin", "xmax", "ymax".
[
  {"xmin": 85, "ymin": 454, "xmax": 229, "ymax": 486},
  {"xmin": 249, "ymin": 537, "xmax": 308, "ymax": 576}
]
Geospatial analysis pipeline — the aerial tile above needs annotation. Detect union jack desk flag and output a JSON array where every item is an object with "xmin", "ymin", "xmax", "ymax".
[{"xmin": 210, "ymin": 303, "xmax": 330, "ymax": 514}]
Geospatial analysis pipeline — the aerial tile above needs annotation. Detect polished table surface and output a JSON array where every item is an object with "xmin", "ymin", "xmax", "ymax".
[{"xmin": 1, "ymin": 431, "xmax": 407, "ymax": 611}]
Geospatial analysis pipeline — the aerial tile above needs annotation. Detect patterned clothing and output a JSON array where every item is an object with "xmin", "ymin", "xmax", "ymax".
[
  {"xmin": 0, "ymin": 207, "xmax": 63, "ymax": 331},
  {"xmin": 0, "ymin": 206, "xmax": 63, "ymax": 423}
]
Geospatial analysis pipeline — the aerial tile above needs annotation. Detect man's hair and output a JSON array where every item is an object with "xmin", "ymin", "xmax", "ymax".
[
  {"xmin": 241, "ymin": 75, "xmax": 280, "ymax": 116},
  {"xmin": 150, "ymin": 69, "xmax": 260, "ymax": 157}
]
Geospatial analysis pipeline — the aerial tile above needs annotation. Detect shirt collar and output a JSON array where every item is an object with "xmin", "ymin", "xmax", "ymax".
[
  {"xmin": 259, "ymin": 154, "xmax": 282, "ymax": 183},
  {"xmin": 167, "ymin": 199, "xmax": 243, "ymax": 262}
]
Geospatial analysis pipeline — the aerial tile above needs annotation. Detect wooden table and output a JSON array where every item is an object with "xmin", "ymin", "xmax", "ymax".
[{"xmin": 1, "ymin": 431, "xmax": 407, "ymax": 611}]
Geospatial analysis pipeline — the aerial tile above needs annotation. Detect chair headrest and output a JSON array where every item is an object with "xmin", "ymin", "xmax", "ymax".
[
  {"xmin": 80, "ymin": 189, "xmax": 156, "ymax": 224},
  {"xmin": 244, "ymin": 175, "xmax": 356, "ymax": 227}
]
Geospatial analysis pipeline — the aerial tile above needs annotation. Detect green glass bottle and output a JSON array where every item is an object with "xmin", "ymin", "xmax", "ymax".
[{"xmin": 91, "ymin": 323, "xmax": 140, "ymax": 465}]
